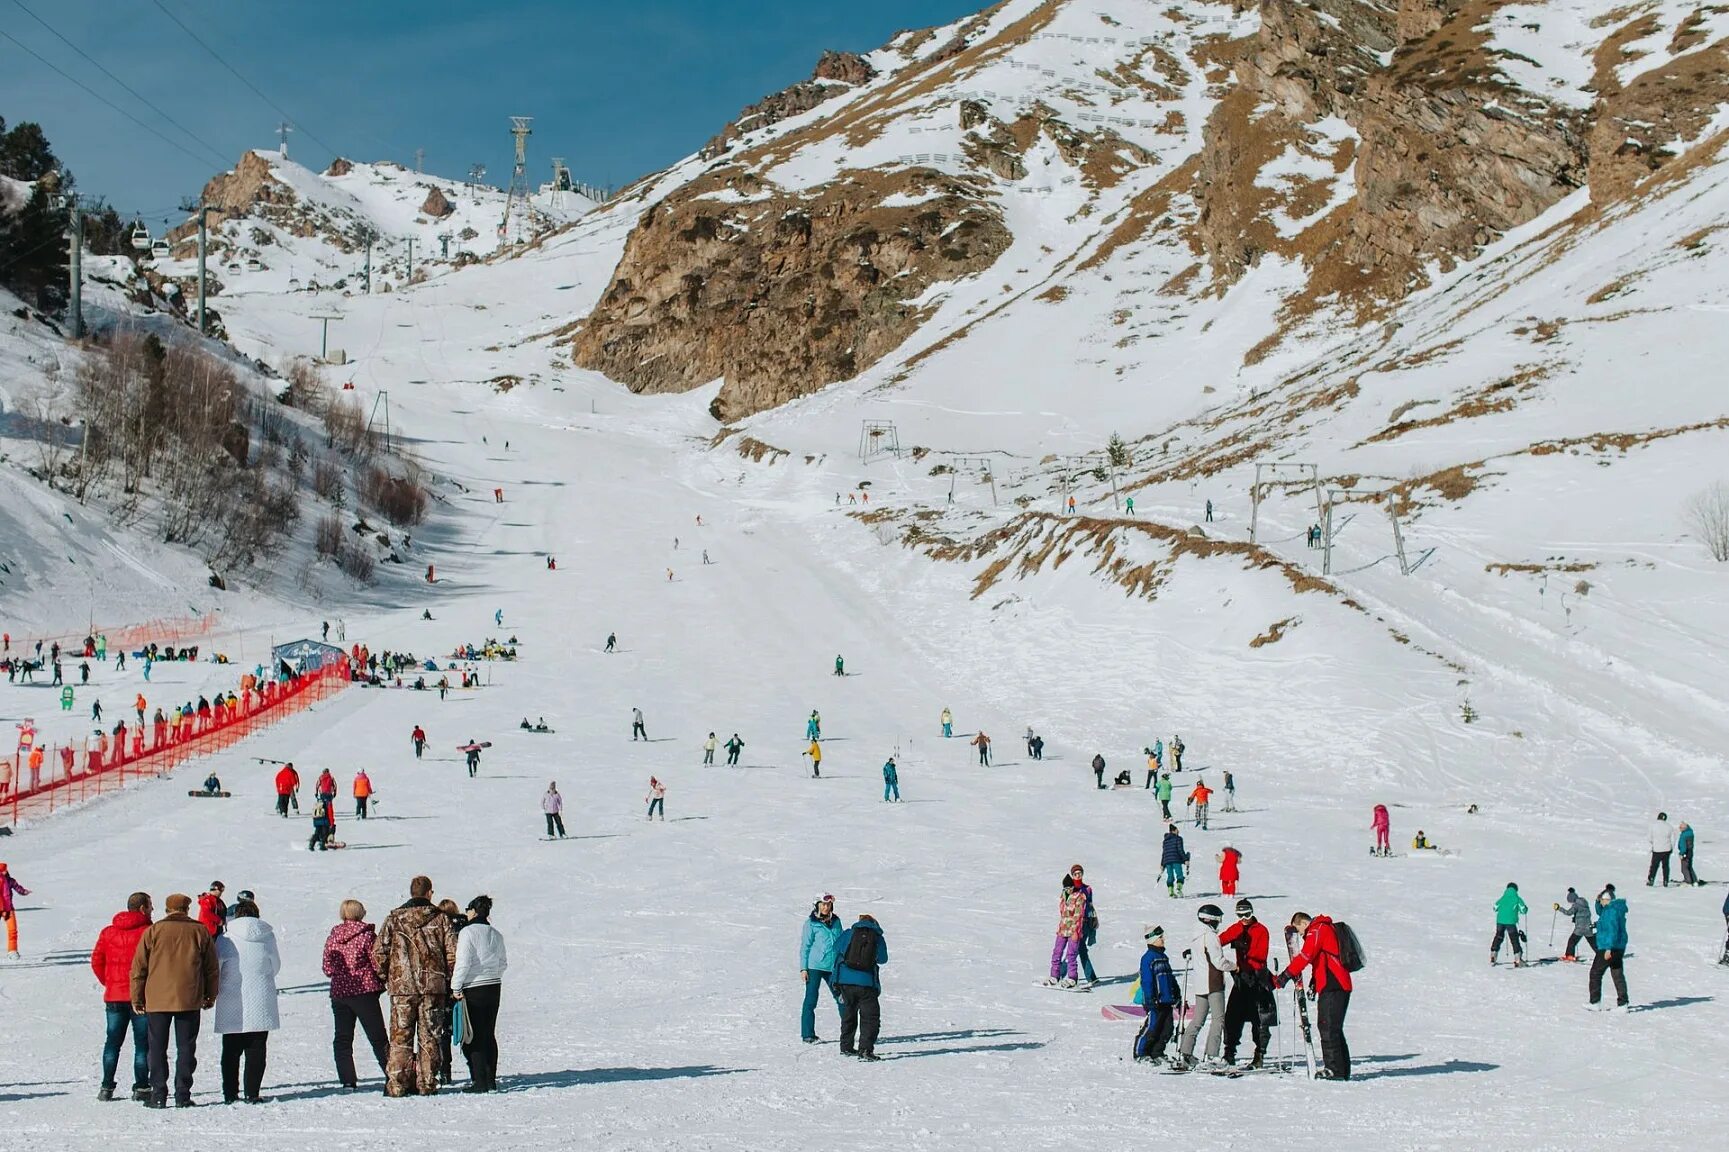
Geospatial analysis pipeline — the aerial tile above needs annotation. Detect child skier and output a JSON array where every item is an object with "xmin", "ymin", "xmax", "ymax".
[
  {"xmin": 1492, "ymin": 882, "xmax": 1528, "ymax": 966},
  {"xmin": 1133, "ymin": 926, "xmax": 1179, "ymax": 1064},
  {"xmin": 1555, "ymin": 887, "xmax": 1595, "ymax": 961},
  {"xmin": 940, "ymin": 708, "xmax": 953, "ymax": 738}
]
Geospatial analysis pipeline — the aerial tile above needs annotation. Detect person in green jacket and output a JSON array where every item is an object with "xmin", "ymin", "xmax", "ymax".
[
  {"xmin": 1491, "ymin": 882, "xmax": 1528, "ymax": 966},
  {"xmin": 1155, "ymin": 773, "xmax": 1174, "ymax": 820}
]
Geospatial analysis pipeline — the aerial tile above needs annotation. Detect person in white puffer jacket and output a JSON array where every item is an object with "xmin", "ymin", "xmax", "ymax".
[
  {"xmin": 451, "ymin": 895, "xmax": 508, "ymax": 1093},
  {"xmin": 1648, "ymin": 811, "xmax": 1675, "ymax": 887},
  {"xmin": 1175, "ymin": 903, "xmax": 1236, "ymax": 1070},
  {"xmin": 212, "ymin": 899, "xmax": 281, "ymax": 1103}
]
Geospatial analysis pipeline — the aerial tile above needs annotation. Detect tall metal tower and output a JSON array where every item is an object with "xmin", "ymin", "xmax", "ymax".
[
  {"xmin": 549, "ymin": 156, "xmax": 571, "ymax": 209},
  {"xmin": 501, "ymin": 116, "xmax": 533, "ymax": 242}
]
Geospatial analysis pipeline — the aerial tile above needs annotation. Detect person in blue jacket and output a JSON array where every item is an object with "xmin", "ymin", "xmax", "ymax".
[
  {"xmin": 882, "ymin": 757, "xmax": 900, "ymax": 803},
  {"xmin": 832, "ymin": 914, "xmax": 888, "ymax": 1061},
  {"xmin": 1677, "ymin": 821, "xmax": 1700, "ymax": 886},
  {"xmin": 799, "ymin": 896, "xmax": 844, "ymax": 1043},
  {"xmin": 1589, "ymin": 884, "xmax": 1629, "ymax": 1008},
  {"xmin": 1161, "ymin": 825, "xmax": 1188, "ymax": 897},
  {"xmin": 1134, "ymin": 925, "xmax": 1180, "ymax": 1063}
]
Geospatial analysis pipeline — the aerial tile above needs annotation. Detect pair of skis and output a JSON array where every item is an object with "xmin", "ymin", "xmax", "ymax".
[{"xmin": 1284, "ymin": 925, "xmax": 1318, "ymax": 1079}]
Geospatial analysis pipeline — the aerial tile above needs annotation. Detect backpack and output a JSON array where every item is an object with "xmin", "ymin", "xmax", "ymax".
[
  {"xmin": 842, "ymin": 924, "xmax": 881, "ymax": 972},
  {"xmin": 1332, "ymin": 921, "xmax": 1366, "ymax": 972}
]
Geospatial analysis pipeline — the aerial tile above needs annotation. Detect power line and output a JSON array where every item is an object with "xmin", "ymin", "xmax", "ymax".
[
  {"xmin": 147, "ymin": 0, "xmax": 343, "ymax": 161},
  {"xmin": 0, "ymin": 27, "xmax": 227, "ymax": 172},
  {"xmin": 6, "ymin": 0, "xmax": 233, "ymax": 171}
]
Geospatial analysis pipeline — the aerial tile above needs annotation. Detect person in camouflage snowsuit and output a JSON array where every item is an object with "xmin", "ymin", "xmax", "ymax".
[{"xmin": 372, "ymin": 875, "xmax": 457, "ymax": 1096}]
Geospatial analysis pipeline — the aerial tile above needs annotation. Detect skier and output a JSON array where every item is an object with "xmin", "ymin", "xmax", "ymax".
[
  {"xmin": 1555, "ymin": 887, "xmax": 1595, "ymax": 961},
  {"xmin": 1133, "ymin": 925, "xmax": 1180, "ymax": 1063},
  {"xmin": 940, "ymin": 707, "xmax": 953, "ymax": 738},
  {"xmin": 605, "ymin": 633, "xmax": 617, "ymax": 653},
  {"xmin": 274, "ymin": 763, "xmax": 300, "ymax": 818},
  {"xmin": 1218, "ymin": 844, "xmax": 1242, "ymax": 897},
  {"xmin": 1492, "ymin": 882, "xmax": 1528, "ymax": 966},
  {"xmin": 494, "ymin": 609, "xmax": 503, "ymax": 627},
  {"xmin": 1222, "ymin": 769, "xmax": 1237, "ymax": 812},
  {"xmin": 806, "ymin": 711, "xmax": 821, "ymax": 741},
  {"xmin": 1024, "ymin": 727, "xmax": 1036, "ymax": 756},
  {"xmin": 464, "ymin": 743, "xmax": 482, "ymax": 778},
  {"xmin": 1276, "ymin": 911, "xmax": 1353, "ymax": 1080},
  {"xmin": 972, "ymin": 731, "xmax": 991, "ymax": 766},
  {"xmin": 1677, "ymin": 820, "xmax": 1700, "ymax": 886},
  {"xmin": 833, "ymin": 655, "xmax": 845, "ymax": 676},
  {"xmin": 1161, "ymin": 823, "xmax": 1188, "ymax": 897},
  {"xmin": 799, "ymin": 895, "xmax": 844, "ymax": 1043},
  {"xmin": 316, "ymin": 768, "xmax": 338, "ymax": 808},
  {"xmin": 1171, "ymin": 734, "xmax": 1185, "ymax": 771},
  {"xmin": 1091, "ymin": 753, "xmax": 1107, "ymax": 790},
  {"xmin": 1648, "ymin": 812, "xmax": 1674, "ymax": 886},
  {"xmin": 1070, "ymin": 864, "xmax": 1098, "ymax": 985},
  {"xmin": 1044, "ymin": 874, "xmax": 1087, "ymax": 988},
  {"xmin": 1125, "ymin": 496, "xmax": 1135, "ymax": 516},
  {"xmin": 411, "ymin": 726, "xmax": 426, "ymax": 759},
  {"xmin": 882, "ymin": 756, "xmax": 900, "ymax": 802},
  {"xmin": 1030, "ymin": 733, "xmax": 1044, "ymax": 760},
  {"xmin": 1156, "ymin": 772, "xmax": 1174, "ymax": 820},
  {"xmin": 1187, "ymin": 778, "xmax": 1212, "ymax": 829},
  {"xmin": 0, "ymin": 862, "xmax": 31, "ymax": 957},
  {"xmin": 1067, "ymin": 495, "xmax": 1076, "ymax": 514},
  {"xmin": 310, "ymin": 798, "xmax": 336, "ymax": 850},
  {"xmin": 1589, "ymin": 885, "xmax": 1629, "ymax": 1009},
  {"xmin": 804, "ymin": 740, "xmax": 823, "ymax": 779},
  {"xmin": 645, "ymin": 777, "xmax": 666, "ymax": 820},
  {"xmin": 1218, "ymin": 898, "xmax": 1277, "ymax": 1069},
  {"xmin": 1144, "ymin": 748, "xmax": 1159, "ymax": 789},
  {"xmin": 724, "ymin": 733, "xmax": 744, "ymax": 766},
  {"xmin": 1175, "ymin": 904, "xmax": 1235, "ymax": 1070},
  {"xmin": 632, "ymin": 708, "xmax": 647, "ymax": 741},
  {"xmin": 1371, "ymin": 803, "xmax": 1391, "ymax": 856},
  {"xmin": 703, "ymin": 732, "xmax": 718, "ymax": 765},
  {"xmin": 353, "ymin": 770, "xmax": 373, "ymax": 819},
  {"xmin": 542, "ymin": 783, "xmax": 566, "ymax": 838}
]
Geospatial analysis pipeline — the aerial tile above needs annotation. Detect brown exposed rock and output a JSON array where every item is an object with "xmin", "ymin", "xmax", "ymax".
[
  {"xmin": 326, "ymin": 157, "xmax": 354, "ymax": 177},
  {"xmin": 568, "ymin": 166, "xmax": 1011, "ymax": 422},
  {"xmin": 701, "ymin": 51, "xmax": 878, "ymax": 159},
  {"xmin": 420, "ymin": 186, "xmax": 456, "ymax": 218}
]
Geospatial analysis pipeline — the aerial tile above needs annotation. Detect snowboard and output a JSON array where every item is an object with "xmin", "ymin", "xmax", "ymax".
[
  {"xmin": 1035, "ymin": 980, "xmax": 1094, "ymax": 993},
  {"xmin": 519, "ymin": 728, "xmax": 556, "ymax": 734},
  {"xmin": 1100, "ymin": 1004, "xmax": 1146, "ymax": 1020},
  {"xmin": 188, "ymin": 791, "xmax": 232, "ymax": 798},
  {"xmin": 457, "ymin": 741, "xmax": 493, "ymax": 752}
]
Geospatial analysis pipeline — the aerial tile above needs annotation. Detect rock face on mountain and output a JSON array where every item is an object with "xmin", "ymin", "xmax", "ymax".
[
  {"xmin": 700, "ymin": 51, "xmax": 878, "ymax": 160},
  {"xmin": 569, "ymin": 167, "xmax": 1010, "ymax": 421},
  {"xmin": 420, "ymin": 186, "xmax": 455, "ymax": 218}
]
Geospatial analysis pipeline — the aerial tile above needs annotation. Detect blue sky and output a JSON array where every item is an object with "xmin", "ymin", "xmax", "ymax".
[{"xmin": 0, "ymin": 0, "xmax": 984, "ymax": 223}]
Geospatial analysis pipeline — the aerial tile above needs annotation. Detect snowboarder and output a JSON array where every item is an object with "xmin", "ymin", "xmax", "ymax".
[
  {"xmin": 1222, "ymin": 769, "xmax": 1237, "ymax": 812},
  {"xmin": 804, "ymin": 740, "xmax": 823, "ymax": 779},
  {"xmin": 833, "ymin": 655, "xmax": 845, "ymax": 676},
  {"xmin": 1677, "ymin": 821, "xmax": 1700, "ymax": 886},
  {"xmin": 0, "ymin": 862, "xmax": 31, "ymax": 956},
  {"xmin": 1555, "ymin": 887, "xmax": 1595, "ymax": 961},
  {"xmin": 1161, "ymin": 824, "xmax": 1188, "ymax": 897},
  {"xmin": 1156, "ymin": 772, "xmax": 1174, "ymax": 820},
  {"xmin": 1218, "ymin": 844, "xmax": 1241, "ymax": 897},
  {"xmin": 882, "ymin": 756, "xmax": 899, "ymax": 802},
  {"xmin": 645, "ymin": 777, "xmax": 666, "ymax": 820},
  {"xmin": 1045, "ymin": 874, "xmax": 1087, "ymax": 988},
  {"xmin": 972, "ymin": 731, "xmax": 991, "ymax": 766},
  {"xmin": 1070, "ymin": 864, "xmax": 1098, "ymax": 985},
  {"xmin": 1218, "ymin": 899, "xmax": 1277, "ymax": 1069},
  {"xmin": 1171, "ymin": 734, "xmax": 1185, "ymax": 771},
  {"xmin": 632, "ymin": 708, "xmax": 646, "ymax": 741},
  {"xmin": 201, "ymin": 772, "xmax": 222, "ymax": 796},
  {"xmin": 605, "ymin": 632, "xmax": 617, "ymax": 653},
  {"xmin": 724, "ymin": 733, "xmax": 744, "ymax": 766},
  {"xmin": 940, "ymin": 707, "xmax": 953, "ymax": 738},
  {"xmin": 1175, "ymin": 903, "xmax": 1235, "ymax": 1070},
  {"xmin": 411, "ymin": 726, "xmax": 426, "ymax": 759},
  {"xmin": 1276, "ymin": 912, "xmax": 1353, "ymax": 1080},
  {"xmin": 542, "ymin": 783, "xmax": 565, "ymax": 838},
  {"xmin": 1092, "ymin": 752, "xmax": 1107, "ymax": 790},
  {"xmin": 464, "ymin": 743, "xmax": 482, "ymax": 778},
  {"xmin": 1648, "ymin": 812, "xmax": 1674, "ymax": 886},
  {"xmin": 1187, "ymin": 778, "xmax": 1212, "ymax": 829},
  {"xmin": 1589, "ymin": 885, "xmax": 1629, "ymax": 1008},
  {"xmin": 834, "ymin": 913, "xmax": 887, "ymax": 1060},
  {"xmin": 1371, "ymin": 803, "xmax": 1391, "ymax": 856},
  {"xmin": 1133, "ymin": 925, "xmax": 1179, "ymax": 1064},
  {"xmin": 799, "ymin": 896, "xmax": 844, "ymax": 1043},
  {"xmin": 353, "ymin": 770, "xmax": 372, "ymax": 819},
  {"xmin": 1492, "ymin": 882, "xmax": 1528, "ymax": 966}
]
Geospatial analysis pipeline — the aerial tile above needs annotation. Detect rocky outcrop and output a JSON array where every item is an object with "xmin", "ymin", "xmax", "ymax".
[
  {"xmin": 701, "ymin": 52, "xmax": 878, "ymax": 159},
  {"xmin": 420, "ymin": 186, "xmax": 455, "ymax": 218},
  {"xmin": 326, "ymin": 157, "xmax": 354, "ymax": 177},
  {"xmin": 569, "ymin": 167, "xmax": 1010, "ymax": 421}
]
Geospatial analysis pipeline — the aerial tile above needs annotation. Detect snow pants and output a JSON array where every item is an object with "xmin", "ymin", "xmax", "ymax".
[
  {"xmin": 1134, "ymin": 1003, "xmax": 1174, "ymax": 1061},
  {"xmin": 883, "ymin": 778, "xmax": 899, "ymax": 801},
  {"xmin": 800, "ymin": 969, "xmax": 840, "ymax": 1040},
  {"xmin": 1050, "ymin": 934, "xmax": 1079, "ymax": 981},
  {"xmin": 1220, "ymin": 871, "xmax": 1238, "ymax": 897},
  {"xmin": 1222, "ymin": 971, "xmax": 1276, "ymax": 1060},
  {"xmin": 1163, "ymin": 863, "xmax": 1184, "ymax": 892},
  {"xmin": 459, "ymin": 984, "xmax": 501, "ymax": 1091},
  {"xmin": 1374, "ymin": 827, "xmax": 1390, "ymax": 853},
  {"xmin": 1194, "ymin": 801, "xmax": 1208, "ymax": 829},
  {"xmin": 1316, "ymin": 986, "xmax": 1351, "ymax": 1079},
  {"xmin": 4, "ymin": 910, "xmax": 17, "ymax": 953},
  {"xmin": 838, "ymin": 985, "xmax": 881, "ymax": 1056},
  {"xmin": 1679, "ymin": 849, "xmax": 1698, "ymax": 885},
  {"xmin": 1647, "ymin": 850, "xmax": 1672, "ymax": 885},
  {"xmin": 385, "ymin": 994, "xmax": 446, "ymax": 1096},
  {"xmin": 1491, "ymin": 922, "xmax": 1524, "ymax": 958},
  {"xmin": 1564, "ymin": 930, "xmax": 1597, "ymax": 960},
  {"xmin": 276, "ymin": 793, "xmax": 292, "ymax": 817},
  {"xmin": 1589, "ymin": 950, "xmax": 1628, "ymax": 1007},
  {"xmin": 942, "ymin": 723, "xmax": 952, "ymax": 738},
  {"xmin": 331, "ymin": 992, "xmax": 389, "ymax": 1087},
  {"xmin": 545, "ymin": 812, "xmax": 566, "ymax": 837},
  {"xmin": 1224, "ymin": 788, "xmax": 1236, "ymax": 812},
  {"xmin": 632, "ymin": 722, "xmax": 646, "ymax": 741},
  {"xmin": 1179, "ymin": 990, "xmax": 1226, "ymax": 1061},
  {"xmin": 1077, "ymin": 925, "xmax": 1097, "ymax": 982}
]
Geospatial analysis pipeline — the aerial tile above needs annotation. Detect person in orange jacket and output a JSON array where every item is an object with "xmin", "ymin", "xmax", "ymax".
[
  {"xmin": 27, "ymin": 745, "xmax": 43, "ymax": 791},
  {"xmin": 1187, "ymin": 778, "xmax": 1213, "ymax": 830},
  {"xmin": 353, "ymin": 770, "xmax": 373, "ymax": 819},
  {"xmin": 134, "ymin": 693, "xmax": 147, "ymax": 724}
]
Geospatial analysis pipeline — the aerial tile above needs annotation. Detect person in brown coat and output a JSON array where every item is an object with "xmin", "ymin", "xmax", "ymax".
[
  {"xmin": 129, "ymin": 892, "xmax": 219, "ymax": 1108},
  {"xmin": 372, "ymin": 875, "xmax": 457, "ymax": 1097}
]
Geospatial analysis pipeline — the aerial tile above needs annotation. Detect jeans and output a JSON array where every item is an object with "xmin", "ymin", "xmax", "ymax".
[
  {"xmin": 1179, "ymin": 990, "xmax": 1226, "ymax": 1060},
  {"xmin": 102, "ymin": 1002, "xmax": 149, "ymax": 1090},
  {"xmin": 460, "ymin": 984, "xmax": 501, "ymax": 1090},
  {"xmin": 647, "ymin": 797, "xmax": 664, "ymax": 819},
  {"xmin": 800, "ymin": 969, "xmax": 839, "ymax": 1039},
  {"xmin": 545, "ymin": 812, "xmax": 566, "ymax": 837},
  {"xmin": 1491, "ymin": 922, "xmax": 1523, "ymax": 957},
  {"xmin": 1316, "ymin": 986, "xmax": 1351, "ymax": 1078},
  {"xmin": 332, "ymin": 993, "xmax": 389, "ymax": 1086},
  {"xmin": 1647, "ymin": 850, "xmax": 1672, "ymax": 885},
  {"xmin": 1076, "ymin": 931, "xmax": 1097, "ymax": 982},
  {"xmin": 838, "ymin": 985, "xmax": 880, "ymax": 1055},
  {"xmin": 220, "ymin": 1031, "xmax": 268, "ymax": 1100},
  {"xmin": 1589, "ymin": 950, "xmax": 1628, "ymax": 1005},
  {"xmin": 146, "ymin": 1010, "xmax": 200, "ymax": 1103}
]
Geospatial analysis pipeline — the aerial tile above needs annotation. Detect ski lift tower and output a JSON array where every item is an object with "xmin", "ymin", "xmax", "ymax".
[
  {"xmin": 549, "ymin": 157, "xmax": 572, "ymax": 209},
  {"xmin": 858, "ymin": 420, "xmax": 901, "ymax": 463},
  {"xmin": 1248, "ymin": 461, "xmax": 1322, "ymax": 544},
  {"xmin": 949, "ymin": 456, "xmax": 999, "ymax": 506},
  {"xmin": 501, "ymin": 116, "xmax": 534, "ymax": 244},
  {"xmin": 1321, "ymin": 486, "xmax": 1411, "ymax": 577}
]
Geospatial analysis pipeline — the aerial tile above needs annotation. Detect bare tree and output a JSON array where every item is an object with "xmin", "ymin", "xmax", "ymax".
[{"xmin": 1684, "ymin": 481, "xmax": 1729, "ymax": 562}]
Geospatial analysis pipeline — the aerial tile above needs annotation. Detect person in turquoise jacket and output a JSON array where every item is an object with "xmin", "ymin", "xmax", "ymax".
[
  {"xmin": 1677, "ymin": 822, "xmax": 1700, "ymax": 886},
  {"xmin": 833, "ymin": 915, "xmax": 888, "ymax": 1060},
  {"xmin": 882, "ymin": 757, "xmax": 900, "ymax": 803},
  {"xmin": 1589, "ymin": 885, "xmax": 1629, "ymax": 1007},
  {"xmin": 1491, "ymin": 882, "xmax": 1528, "ymax": 966},
  {"xmin": 799, "ymin": 896, "xmax": 844, "ymax": 1042},
  {"xmin": 1155, "ymin": 772, "xmax": 1174, "ymax": 820}
]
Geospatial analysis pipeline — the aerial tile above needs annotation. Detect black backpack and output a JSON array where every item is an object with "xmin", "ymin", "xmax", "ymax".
[
  {"xmin": 1332, "ymin": 921, "xmax": 1366, "ymax": 972},
  {"xmin": 842, "ymin": 923, "xmax": 881, "ymax": 971}
]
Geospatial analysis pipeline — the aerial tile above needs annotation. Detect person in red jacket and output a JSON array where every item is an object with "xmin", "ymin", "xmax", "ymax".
[
  {"xmin": 197, "ymin": 882, "xmax": 227, "ymax": 939},
  {"xmin": 274, "ymin": 763, "xmax": 300, "ymax": 818},
  {"xmin": 1217, "ymin": 844, "xmax": 1242, "ymax": 897},
  {"xmin": 1277, "ymin": 912, "xmax": 1354, "ymax": 1080},
  {"xmin": 92, "ymin": 892, "xmax": 154, "ymax": 1100},
  {"xmin": 411, "ymin": 726, "xmax": 426, "ymax": 760},
  {"xmin": 1216, "ymin": 898, "xmax": 1277, "ymax": 1068}
]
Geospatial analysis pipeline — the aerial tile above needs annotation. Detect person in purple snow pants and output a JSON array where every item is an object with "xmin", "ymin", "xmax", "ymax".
[{"xmin": 1043, "ymin": 874, "xmax": 1087, "ymax": 988}]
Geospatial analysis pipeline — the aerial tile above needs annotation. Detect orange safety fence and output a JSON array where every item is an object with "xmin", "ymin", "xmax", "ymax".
[
  {"xmin": 1, "ymin": 661, "xmax": 350, "ymax": 826},
  {"xmin": 5, "ymin": 612, "xmax": 221, "ymax": 657}
]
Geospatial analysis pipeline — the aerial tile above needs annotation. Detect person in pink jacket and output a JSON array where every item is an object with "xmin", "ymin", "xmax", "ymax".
[
  {"xmin": 0, "ymin": 861, "xmax": 31, "ymax": 957},
  {"xmin": 1371, "ymin": 804, "xmax": 1391, "ymax": 857},
  {"xmin": 321, "ymin": 899, "xmax": 389, "ymax": 1090}
]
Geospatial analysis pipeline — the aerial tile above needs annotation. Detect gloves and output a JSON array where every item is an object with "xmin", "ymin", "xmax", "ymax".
[{"xmin": 1552, "ymin": 903, "xmax": 1561, "ymax": 910}]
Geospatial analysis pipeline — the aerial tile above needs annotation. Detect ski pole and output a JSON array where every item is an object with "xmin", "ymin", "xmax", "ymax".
[
  {"xmin": 1548, "ymin": 907, "xmax": 1558, "ymax": 948},
  {"xmin": 1178, "ymin": 950, "xmax": 1192, "ymax": 1056}
]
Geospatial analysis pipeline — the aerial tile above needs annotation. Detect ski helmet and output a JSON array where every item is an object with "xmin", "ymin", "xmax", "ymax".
[
  {"xmin": 1234, "ymin": 898, "xmax": 1255, "ymax": 918},
  {"xmin": 1197, "ymin": 903, "xmax": 1224, "ymax": 926}
]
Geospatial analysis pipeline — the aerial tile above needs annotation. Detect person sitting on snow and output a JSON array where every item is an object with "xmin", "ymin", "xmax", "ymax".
[{"xmin": 202, "ymin": 772, "xmax": 222, "ymax": 795}]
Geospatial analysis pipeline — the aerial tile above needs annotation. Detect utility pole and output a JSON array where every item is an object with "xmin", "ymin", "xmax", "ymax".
[
  {"xmin": 363, "ymin": 233, "xmax": 373, "ymax": 293},
  {"xmin": 501, "ymin": 116, "xmax": 533, "ymax": 242},
  {"xmin": 66, "ymin": 196, "xmax": 83, "ymax": 340},
  {"xmin": 277, "ymin": 121, "xmax": 292, "ymax": 159},
  {"xmin": 195, "ymin": 204, "xmax": 217, "ymax": 335},
  {"xmin": 404, "ymin": 237, "xmax": 413, "ymax": 281},
  {"xmin": 415, "ymin": 147, "xmax": 425, "ymax": 174},
  {"xmin": 438, "ymin": 231, "xmax": 452, "ymax": 259}
]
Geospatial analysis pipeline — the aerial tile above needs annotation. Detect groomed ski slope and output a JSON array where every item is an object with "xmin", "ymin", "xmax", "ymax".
[{"xmin": 4, "ymin": 378, "xmax": 1727, "ymax": 1151}]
